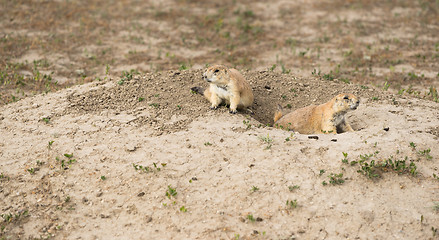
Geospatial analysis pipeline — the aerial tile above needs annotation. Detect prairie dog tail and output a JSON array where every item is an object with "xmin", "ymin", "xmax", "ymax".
[
  {"xmin": 191, "ymin": 86, "xmax": 205, "ymax": 95},
  {"xmin": 273, "ymin": 104, "xmax": 283, "ymax": 123}
]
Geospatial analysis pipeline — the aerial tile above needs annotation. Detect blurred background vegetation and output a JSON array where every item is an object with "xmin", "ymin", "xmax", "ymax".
[{"xmin": 1, "ymin": 0, "xmax": 438, "ymax": 105}]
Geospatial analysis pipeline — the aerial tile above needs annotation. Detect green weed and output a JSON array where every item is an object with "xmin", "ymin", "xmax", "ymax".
[
  {"xmin": 118, "ymin": 69, "xmax": 136, "ymax": 85},
  {"xmin": 359, "ymin": 153, "xmax": 375, "ymax": 161},
  {"xmin": 339, "ymin": 78, "xmax": 350, "ymax": 84},
  {"xmin": 298, "ymin": 49, "xmax": 308, "ymax": 57},
  {"xmin": 356, "ymin": 152, "xmax": 418, "ymax": 178},
  {"xmin": 322, "ymin": 72, "xmax": 335, "ymax": 81},
  {"xmin": 247, "ymin": 214, "xmax": 256, "ymax": 222},
  {"xmin": 427, "ymin": 86, "xmax": 438, "ymax": 102},
  {"xmin": 1, "ymin": 209, "xmax": 29, "ymax": 223},
  {"xmin": 42, "ymin": 117, "xmax": 50, "ymax": 124},
  {"xmin": 286, "ymin": 199, "xmax": 298, "ymax": 209},
  {"xmin": 280, "ymin": 63, "xmax": 290, "ymax": 74},
  {"xmin": 383, "ymin": 81, "xmax": 390, "ymax": 90},
  {"xmin": 243, "ymin": 120, "xmax": 252, "ymax": 129},
  {"xmin": 27, "ymin": 167, "xmax": 36, "ymax": 175},
  {"xmin": 357, "ymin": 159, "xmax": 380, "ymax": 179},
  {"xmin": 166, "ymin": 185, "xmax": 177, "ymax": 199},
  {"xmin": 259, "ymin": 134, "xmax": 273, "ymax": 149},
  {"xmin": 381, "ymin": 156, "xmax": 417, "ymax": 176},
  {"xmin": 341, "ymin": 152, "xmax": 349, "ymax": 164},
  {"xmin": 133, "ymin": 162, "xmax": 166, "ymax": 173},
  {"xmin": 418, "ymin": 148, "xmax": 432, "ymax": 160},
  {"xmin": 409, "ymin": 142, "xmax": 417, "ymax": 149},
  {"xmin": 179, "ymin": 63, "xmax": 189, "ymax": 70},
  {"xmin": 284, "ymin": 133, "xmax": 294, "ymax": 142},
  {"xmin": 311, "ymin": 68, "xmax": 321, "ymax": 76},
  {"xmin": 56, "ymin": 154, "xmax": 77, "ymax": 170},
  {"xmin": 48, "ymin": 140, "xmax": 54, "ymax": 149},
  {"xmin": 149, "ymin": 103, "xmax": 159, "ymax": 108},
  {"xmin": 288, "ymin": 185, "xmax": 300, "ymax": 191},
  {"xmin": 328, "ymin": 173, "xmax": 345, "ymax": 185},
  {"xmin": 407, "ymin": 72, "xmax": 419, "ymax": 80}
]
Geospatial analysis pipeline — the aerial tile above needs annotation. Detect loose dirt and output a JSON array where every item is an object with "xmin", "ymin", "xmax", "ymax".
[
  {"xmin": 67, "ymin": 70, "xmax": 391, "ymax": 133},
  {"xmin": 1, "ymin": 71, "xmax": 439, "ymax": 239}
]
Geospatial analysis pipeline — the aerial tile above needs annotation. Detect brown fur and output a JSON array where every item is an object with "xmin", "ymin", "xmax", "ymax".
[
  {"xmin": 192, "ymin": 65, "xmax": 254, "ymax": 113},
  {"xmin": 274, "ymin": 93, "xmax": 360, "ymax": 134}
]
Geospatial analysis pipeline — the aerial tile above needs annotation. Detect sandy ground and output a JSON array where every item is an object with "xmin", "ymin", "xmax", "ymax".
[
  {"xmin": 1, "ymin": 0, "xmax": 439, "ymax": 239},
  {"xmin": 1, "ymin": 70, "xmax": 439, "ymax": 239}
]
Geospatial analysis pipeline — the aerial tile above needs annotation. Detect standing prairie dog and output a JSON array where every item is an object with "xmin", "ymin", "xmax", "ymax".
[
  {"xmin": 191, "ymin": 65, "xmax": 254, "ymax": 114},
  {"xmin": 274, "ymin": 93, "xmax": 360, "ymax": 134}
]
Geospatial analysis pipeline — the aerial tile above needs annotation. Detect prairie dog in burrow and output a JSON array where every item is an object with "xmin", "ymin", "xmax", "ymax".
[{"xmin": 274, "ymin": 93, "xmax": 360, "ymax": 134}]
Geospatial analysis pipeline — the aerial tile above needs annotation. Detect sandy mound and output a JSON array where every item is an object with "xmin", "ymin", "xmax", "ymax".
[
  {"xmin": 1, "ymin": 70, "xmax": 438, "ymax": 239},
  {"xmin": 67, "ymin": 69, "xmax": 391, "ymax": 132}
]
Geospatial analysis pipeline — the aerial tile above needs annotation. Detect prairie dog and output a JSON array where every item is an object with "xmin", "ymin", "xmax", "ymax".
[
  {"xmin": 191, "ymin": 65, "xmax": 254, "ymax": 114},
  {"xmin": 274, "ymin": 93, "xmax": 360, "ymax": 134}
]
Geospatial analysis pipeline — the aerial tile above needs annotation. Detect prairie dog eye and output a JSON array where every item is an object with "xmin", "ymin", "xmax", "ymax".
[
  {"xmin": 343, "ymin": 95, "xmax": 349, "ymax": 100},
  {"xmin": 214, "ymin": 69, "xmax": 220, "ymax": 73}
]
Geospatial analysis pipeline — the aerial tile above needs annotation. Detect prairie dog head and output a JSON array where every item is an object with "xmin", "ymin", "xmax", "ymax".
[
  {"xmin": 332, "ymin": 93, "xmax": 360, "ymax": 112},
  {"xmin": 203, "ymin": 65, "xmax": 230, "ymax": 86}
]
